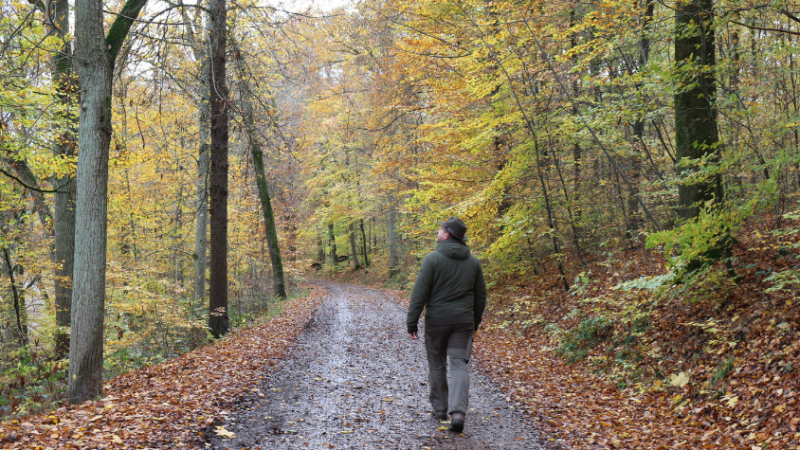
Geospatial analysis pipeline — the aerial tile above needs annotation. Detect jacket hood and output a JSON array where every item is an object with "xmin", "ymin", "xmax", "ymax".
[{"xmin": 436, "ymin": 238, "xmax": 471, "ymax": 260}]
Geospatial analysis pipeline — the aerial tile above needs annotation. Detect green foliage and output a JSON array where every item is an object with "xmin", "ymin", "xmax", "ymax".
[
  {"xmin": 557, "ymin": 315, "xmax": 614, "ymax": 364},
  {"xmin": 764, "ymin": 208, "xmax": 800, "ymax": 294},
  {"xmin": 0, "ymin": 346, "xmax": 67, "ymax": 418}
]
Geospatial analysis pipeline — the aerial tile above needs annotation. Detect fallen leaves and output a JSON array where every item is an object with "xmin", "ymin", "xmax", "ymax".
[
  {"xmin": 0, "ymin": 286, "xmax": 324, "ymax": 449},
  {"xmin": 214, "ymin": 425, "xmax": 235, "ymax": 438},
  {"xmin": 669, "ymin": 371, "xmax": 691, "ymax": 388}
]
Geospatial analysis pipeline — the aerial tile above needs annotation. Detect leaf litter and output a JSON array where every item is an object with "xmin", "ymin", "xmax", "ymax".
[{"xmin": 0, "ymin": 286, "xmax": 325, "ymax": 449}]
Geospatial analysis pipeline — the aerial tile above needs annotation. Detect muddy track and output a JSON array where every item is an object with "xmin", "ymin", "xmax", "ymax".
[{"xmin": 208, "ymin": 282, "xmax": 552, "ymax": 450}]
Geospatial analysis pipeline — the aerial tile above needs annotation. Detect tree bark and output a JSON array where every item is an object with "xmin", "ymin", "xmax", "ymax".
[
  {"xmin": 349, "ymin": 222, "xmax": 360, "ymax": 270},
  {"xmin": 69, "ymin": 0, "xmax": 147, "ymax": 405},
  {"xmin": 675, "ymin": 0, "xmax": 723, "ymax": 219},
  {"xmin": 208, "ymin": 0, "xmax": 229, "ymax": 338}
]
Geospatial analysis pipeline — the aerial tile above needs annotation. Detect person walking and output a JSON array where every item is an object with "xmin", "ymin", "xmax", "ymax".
[{"xmin": 407, "ymin": 216, "xmax": 487, "ymax": 433}]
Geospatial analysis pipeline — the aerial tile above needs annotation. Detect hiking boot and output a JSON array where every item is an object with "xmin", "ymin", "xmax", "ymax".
[
  {"xmin": 449, "ymin": 412, "xmax": 465, "ymax": 433},
  {"xmin": 430, "ymin": 411, "xmax": 448, "ymax": 420}
]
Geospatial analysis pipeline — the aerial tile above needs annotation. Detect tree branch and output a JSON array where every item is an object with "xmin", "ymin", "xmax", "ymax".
[
  {"xmin": 106, "ymin": 0, "xmax": 150, "ymax": 69},
  {"xmin": 729, "ymin": 19, "xmax": 800, "ymax": 36},
  {"xmin": 0, "ymin": 167, "xmax": 74, "ymax": 193}
]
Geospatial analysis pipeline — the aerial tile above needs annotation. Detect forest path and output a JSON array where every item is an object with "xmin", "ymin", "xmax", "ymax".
[{"xmin": 208, "ymin": 282, "xmax": 551, "ymax": 450}]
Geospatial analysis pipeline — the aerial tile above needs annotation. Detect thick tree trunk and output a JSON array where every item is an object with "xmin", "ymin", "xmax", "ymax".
[
  {"xmin": 69, "ymin": 0, "xmax": 147, "ymax": 404},
  {"xmin": 208, "ymin": 0, "xmax": 229, "ymax": 338},
  {"xmin": 675, "ymin": 0, "xmax": 722, "ymax": 219},
  {"xmin": 349, "ymin": 222, "xmax": 360, "ymax": 270},
  {"xmin": 70, "ymin": 0, "xmax": 113, "ymax": 404}
]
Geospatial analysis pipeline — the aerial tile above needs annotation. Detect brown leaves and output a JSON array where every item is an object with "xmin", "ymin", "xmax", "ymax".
[{"xmin": 0, "ymin": 287, "xmax": 324, "ymax": 449}]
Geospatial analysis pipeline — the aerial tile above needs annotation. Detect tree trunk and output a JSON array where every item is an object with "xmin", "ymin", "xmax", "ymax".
[
  {"xmin": 193, "ymin": 61, "xmax": 210, "ymax": 310},
  {"xmin": 233, "ymin": 45, "xmax": 287, "ymax": 299},
  {"xmin": 349, "ymin": 222, "xmax": 360, "ymax": 270},
  {"xmin": 328, "ymin": 222, "xmax": 338, "ymax": 265},
  {"xmin": 208, "ymin": 0, "xmax": 229, "ymax": 338},
  {"xmin": 626, "ymin": 0, "xmax": 654, "ymax": 241},
  {"xmin": 179, "ymin": 1, "xmax": 211, "ymax": 311},
  {"xmin": 388, "ymin": 200, "xmax": 399, "ymax": 273},
  {"xmin": 2, "ymin": 248, "xmax": 27, "ymax": 344},
  {"xmin": 360, "ymin": 219, "xmax": 369, "ymax": 267},
  {"xmin": 69, "ymin": 0, "xmax": 147, "ymax": 405},
  {"xmin": 675, "ymin": 0, "xmax": 722, "ymax": 219},
  {"xmin": 318, "ymin": 235, "xmax": 325, "ymax": 263},
  {"xmin": 193, "ymin": 141, "xmax": 209, "ymax": 308}
]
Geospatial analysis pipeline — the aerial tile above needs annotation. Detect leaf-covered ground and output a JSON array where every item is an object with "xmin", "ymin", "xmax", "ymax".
[
  {"xmin": 0, "ymin": 286, "xmax": 325, "ymax": 449},
  {"xmin": 375, "ymin": 225, "xmax": 800, "ymax": 450}
]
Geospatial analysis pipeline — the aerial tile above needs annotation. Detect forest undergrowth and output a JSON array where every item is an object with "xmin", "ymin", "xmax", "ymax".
[
  {"xmin": 0, "ymin": 286, "xmax": 325, "ymax": 449},
  {"xmin": 341, "ymin": 212, "xmax": 800, "ymax": 450}
]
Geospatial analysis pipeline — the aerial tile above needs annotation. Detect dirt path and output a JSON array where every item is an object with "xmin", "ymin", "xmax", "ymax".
[{"xmin": 208, "ymin": 283, "xmax": 552, "ymax": 450}]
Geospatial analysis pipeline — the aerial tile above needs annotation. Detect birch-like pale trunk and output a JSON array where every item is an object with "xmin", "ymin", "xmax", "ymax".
[
  {"xmin": 179, "ymin": 2, "xmax": 211, "ymax": 308},
  {"xmin": 69, "ymin": 0, "xmax": 147, "ymax": 404}
]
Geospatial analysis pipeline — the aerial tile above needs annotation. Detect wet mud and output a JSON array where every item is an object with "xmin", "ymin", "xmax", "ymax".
[{"xmin": 208, "ymin": 283, "xmax": 552, "ymax": 450}]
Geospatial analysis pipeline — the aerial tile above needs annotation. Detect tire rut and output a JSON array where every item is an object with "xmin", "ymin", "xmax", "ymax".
[{"xmin": 208, "ymin": 282, "xmax": 553, "ymax": 450}]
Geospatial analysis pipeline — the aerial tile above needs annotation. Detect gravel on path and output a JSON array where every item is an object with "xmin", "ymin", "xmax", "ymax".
[{"xmin": 207, "ymin": 282, "xmax": 553, "ymax": 450}]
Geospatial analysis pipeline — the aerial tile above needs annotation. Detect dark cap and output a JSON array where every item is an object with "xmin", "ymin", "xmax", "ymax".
[{"xmin": 437, "ymin": 216, "xmax": 468, "ymax": 242}]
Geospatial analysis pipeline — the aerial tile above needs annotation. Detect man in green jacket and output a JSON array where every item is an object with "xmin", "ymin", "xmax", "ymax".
[{"xmin": 407, "ymin": 216, "xmax": 487, "ymax": 433}]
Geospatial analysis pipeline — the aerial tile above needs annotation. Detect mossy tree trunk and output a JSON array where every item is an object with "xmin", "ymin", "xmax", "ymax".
[{"xmin": 232, "ymin": 40, "xmax": 287, "ymax": 299}]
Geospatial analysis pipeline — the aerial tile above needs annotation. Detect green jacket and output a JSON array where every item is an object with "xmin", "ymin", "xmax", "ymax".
[{"xmin": 406, "ymin": 238, "xmax": 487, "ymax": 334}]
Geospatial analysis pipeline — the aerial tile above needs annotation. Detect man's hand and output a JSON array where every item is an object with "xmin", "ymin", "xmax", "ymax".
[{"xmin": 408, "ymin": 331, "xmax": 418, "ymax": 340}]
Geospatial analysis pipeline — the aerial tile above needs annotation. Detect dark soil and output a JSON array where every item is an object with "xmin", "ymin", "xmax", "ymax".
[{"xmin": 207, "ymin": 282, "xmax": 552, "ymax": 450}]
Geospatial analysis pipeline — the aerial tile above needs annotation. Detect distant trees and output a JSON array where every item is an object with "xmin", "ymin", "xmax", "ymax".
[{"xmin": 287, "ymin": 0, "xmax": 800, "ymax": 285}]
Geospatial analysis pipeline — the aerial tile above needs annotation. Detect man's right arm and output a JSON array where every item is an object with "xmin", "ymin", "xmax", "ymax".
[{"xmin": 407, "ymin": 255, "xmax": 434, "ymax": 334}]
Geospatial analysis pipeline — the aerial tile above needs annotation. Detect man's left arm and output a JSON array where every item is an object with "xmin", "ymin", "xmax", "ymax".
[
  {"xmin": 473, "ymin": 261, "xmax": 487, "ymax": 331},
  {"xmin": 407, "ymin": 256, "xmax": 434, "ymax": 338}
]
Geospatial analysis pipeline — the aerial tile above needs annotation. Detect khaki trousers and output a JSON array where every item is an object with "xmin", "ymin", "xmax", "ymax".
[{"xmin": 424, "ymin": 322, "xmax": 474, "ymax": 415}]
